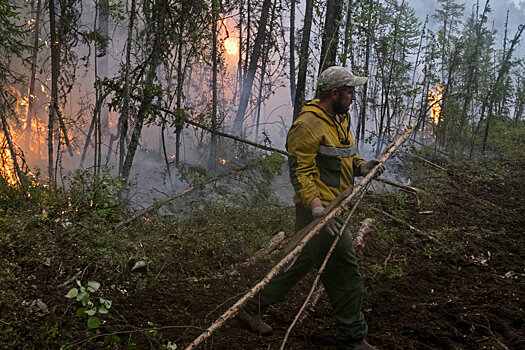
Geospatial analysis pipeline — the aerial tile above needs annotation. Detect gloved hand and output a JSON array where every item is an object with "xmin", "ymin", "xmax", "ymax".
[
  {"xmin": 312, "ymin": 206, "xmax": 343, "ymax": 236},
  {"xmin": 359, "ymin": 159, "xmax": 385, "ymax": 177}
]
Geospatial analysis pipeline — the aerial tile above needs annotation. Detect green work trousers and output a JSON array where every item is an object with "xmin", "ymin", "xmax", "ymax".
[{"xmin": 243, "ymin": 205, "xmax": 368, "ymax": 343}]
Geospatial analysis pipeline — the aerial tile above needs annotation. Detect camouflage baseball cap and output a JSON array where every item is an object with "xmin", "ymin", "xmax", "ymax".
[{"xmin": 316, "ymin": 66, "xmax": 368, "ymax": 91}]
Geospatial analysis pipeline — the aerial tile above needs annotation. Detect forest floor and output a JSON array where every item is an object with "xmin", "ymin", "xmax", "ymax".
[{"xmin": 0, "ymin": 150, "xmax": 524, "ymax": 350}]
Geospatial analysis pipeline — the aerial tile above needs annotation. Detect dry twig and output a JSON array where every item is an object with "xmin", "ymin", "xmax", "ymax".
[{"xmin": 371, "ymin": 208, "xmax": 442, "ymax": 246}]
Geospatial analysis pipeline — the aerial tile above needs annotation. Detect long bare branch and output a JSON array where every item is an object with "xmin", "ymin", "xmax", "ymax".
[{"xmin": 184, "ymin": 126, "xmax": 414, "ymax": 350}]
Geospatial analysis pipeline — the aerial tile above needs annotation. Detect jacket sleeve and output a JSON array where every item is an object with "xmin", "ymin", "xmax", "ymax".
[
  {"xmin": 286, "ymin": 119, "xmax": 321, "ymax": 208},
  {"xmin": 352, "ymin": 154, "xmax": 366, "ymax": 176}
]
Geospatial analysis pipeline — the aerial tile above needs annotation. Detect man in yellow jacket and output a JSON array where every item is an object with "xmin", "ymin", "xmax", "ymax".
[{"xmin": 238, "ymin": 66, "xmax": 383, "ymax": 350}]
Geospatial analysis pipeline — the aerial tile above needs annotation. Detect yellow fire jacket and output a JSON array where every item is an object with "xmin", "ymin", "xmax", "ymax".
[{"xmin": 286, "ymin": 99, "xmax": 365, "ymax": 208}]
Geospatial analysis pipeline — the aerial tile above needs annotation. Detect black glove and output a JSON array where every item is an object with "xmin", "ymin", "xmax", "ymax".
[
  {"xmin": 312, "ymin": 206, "xmax": 343, "ymax": 236},
  {"xmin": 359, "ymin": 159, "xmax": 385, "ymax": 177}
]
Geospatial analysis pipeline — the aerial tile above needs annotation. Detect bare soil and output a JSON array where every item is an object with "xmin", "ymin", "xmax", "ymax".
[{"xmin": 1, "ymin": 161, "xmax": 523, "ymax": 349}]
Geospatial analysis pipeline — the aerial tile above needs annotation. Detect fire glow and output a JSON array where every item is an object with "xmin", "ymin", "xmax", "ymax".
[
  {"xmin": 0, "ymin": 142, "xmax": 17, "ymax": 185},
  {"xmin": 223, "ymin": 37, "xmax": 239, "ymax": 55},
  {"xmin": 1, "ymin": 87, "xmax": 49, "ymax": 185},
  {"xmin": 428, "ymin": 84, "xmax": 443, "ymax": 125}
]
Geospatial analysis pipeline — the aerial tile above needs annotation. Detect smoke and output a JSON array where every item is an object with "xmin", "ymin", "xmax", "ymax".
[{"xmin": 510, "ymin": 0, "xmax": 525, "ymax": 9}]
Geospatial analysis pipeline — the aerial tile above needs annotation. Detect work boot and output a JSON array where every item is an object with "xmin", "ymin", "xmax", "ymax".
[
  {"xmin": 338, "ymin": 339, "xmax": 378, "ymax": 350},
  {"xmin": 236, "ymin": 308, "xmax": 273, "ymax": 335}
]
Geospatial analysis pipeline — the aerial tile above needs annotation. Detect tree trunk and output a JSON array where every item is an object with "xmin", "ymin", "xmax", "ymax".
[
  {"xmin": 207, "ymin": 0, "xmax": 219, "ymax": 171},
  {"xmin": 482, "ymin": 24, "xmax": 525, "ymax": 154},
  {"xmin": 175, "ymin": 14, "xmax": 185, "ymax": 167},
  {"xmin": 0, "ymin": 104, "xmax": 25, "ymax": 186},
  {"xmin": 356, "ymin": 0, "xmax": 373, "ymax": 147},
  {"xmin": 341, "ymin": 0, "xmax": 353, "ymax": 68},
  {"xmin": 255, "ymin": 0, "xmax": 276, "ymax": 142},
  {"xmin": 232, "ymin": 0, "xmax": 273, "ymax": 136},
  {"xmin": 119, "ymin": 0, "xmax": 135, "ymax": 176},
  {"xmin": 26, "ymin": 0, "xmax": 42, "ymax": 153},
  {"xmin": 292, "ymin": 0, "xmax": 314, "ymax": 122},
  {"xmin": 318, "ymin": 0, "xmax": 343, "ymax": 74},
  {"xmin": 121, "ymin": 0, "xmax": 166, "ymax": 184},
  {"xmin": 48, "ymin": 0, "xmax": 60, "ymax": 183},
  {"xmin": 289, "ymin": 0, "xmax": 296, "ymax": 103},
  {"xmin": 460, "ymin": 1, "xmax": 489, "ymax": 137},
  {"xmin": 98, "ymin": 0, "xmax": 109, "ymax": 133}
]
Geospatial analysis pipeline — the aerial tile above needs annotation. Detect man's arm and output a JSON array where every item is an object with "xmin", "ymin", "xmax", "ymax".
[{"xmin": 287, "ymin": 120, "xmax": 321, "ymax": 208}]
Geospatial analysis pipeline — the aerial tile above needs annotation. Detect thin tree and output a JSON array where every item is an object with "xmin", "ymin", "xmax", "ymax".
[
  {"xmin": 207, "ymin": 0, "xmax": 220, "ymax": 171},
  {"xmin": 289, "ymin": 0, "xmax": 296, "ymax": 103},
  {"xmin": 292, "ymin": 0, "xmax": 314, "ymax": 122},
  {"xmin": 232, "ymin": 0, "xmax": 273, "ymax": 135},
  {"xmin": 318, "ymin": 0, "xmax": 344, "ymax": 74}
]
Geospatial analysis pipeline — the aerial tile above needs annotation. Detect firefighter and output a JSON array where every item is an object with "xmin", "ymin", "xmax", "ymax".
[{"xmin": 237, "ymin": 66, "xmax": 383, "ymax": 350}]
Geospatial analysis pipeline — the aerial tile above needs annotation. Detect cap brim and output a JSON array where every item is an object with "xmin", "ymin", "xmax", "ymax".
[{"xmin": 346, "ymin": 76, "xmax": 368, "ymax": 87}]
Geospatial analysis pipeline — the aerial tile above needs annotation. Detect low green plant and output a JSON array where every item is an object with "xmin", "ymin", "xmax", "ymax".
[
  {"xmin": 65, "ymin": 280, "xmax": 112, "ymax": 330},
  {"xmin": 145, "ymin": 321, "xmax": 178, "ymax": 349},
  {"xmin": 63, "ymin": 167, "xmax": 125, "ymax": 222}
]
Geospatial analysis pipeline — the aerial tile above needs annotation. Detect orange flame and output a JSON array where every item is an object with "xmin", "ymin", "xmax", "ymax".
[
  {"xmin": 223, "ymin": 37, "xmax": 239, "ymax": 55},
  {"xmin": 428, "ymin": 84, "xmax": 443, "ymax": 125},
  {"xmin": 0, "ymin": 141, "xmax": 18, "ymax": 185},
  {"xmin": 218, "ymin": 158, "xmax": 227, "ymax": 165}
]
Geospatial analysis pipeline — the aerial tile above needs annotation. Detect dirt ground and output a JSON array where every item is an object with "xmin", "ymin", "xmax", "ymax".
[
  {"xmin": 129, "ymin": 163, "xmax": 524, "ymax": 349},
  {"xmin": 1, "ymin": 160, "xmax": 523, "ymax": 349}
]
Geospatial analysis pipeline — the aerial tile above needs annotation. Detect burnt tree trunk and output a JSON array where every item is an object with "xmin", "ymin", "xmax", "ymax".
[
  {"xmin": 121, "ymin": 0, "xmax": 167, "ymax": 184},
  {"xmin": 232, "ymin": 0, "xmax": 273, "ymax": 136},
  {"xmin": 292, "ymin": 0, "xmax": 314, "ymax": 122},
  {"xmin": 289, "ymin": 0, "xmax": 296, "ymax": 103},
  {"xmin": 48, "ymin": 0, "xmax": 60, "ymax": 183},
  {"xmin": 207, "ymin": 0, "xmax": 219, "ymax": 171},
  {"xmin": 26, "ymin": 0, "xmax": 42, "ymax": 153},
  {"xmin": 318, "ymin": 0, "xmax": 343, "ymax": 74},
  {"xmin": 118, "ymin": 0, "xmax": 136, "ymax": 176}
]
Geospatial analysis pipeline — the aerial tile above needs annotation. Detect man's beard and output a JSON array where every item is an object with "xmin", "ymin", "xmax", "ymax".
[{"xmin": 333, "ymin": 96, "xmax": 349, "ymax": 115}]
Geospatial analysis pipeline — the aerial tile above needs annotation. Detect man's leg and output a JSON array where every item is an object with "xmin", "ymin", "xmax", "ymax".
[
  {"xmin": 243, "ymin": 205, "xmax": 314, "ymax": 317},
  {"xmin": 308, "ymin": 215, "xmax": 368, "ymax": 344}
]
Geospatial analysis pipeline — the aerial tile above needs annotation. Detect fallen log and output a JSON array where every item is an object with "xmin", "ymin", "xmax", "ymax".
[
  {"xmin": 184, "ymin": 126, "xmax": 414, "ymax": 350},
  {"xmin": 374, "ymin": 177, "xmax": 421, "ymax": 193},
  {"xmin": 240, "ymin": 231, "xmax": 285, "ymax": 267},
  {"xmin": 411, "ymin": 153, "xmax": 446, "ymax": 171},
  {"xmin": 353, "ymin": 218, "xmax": 375, "ymax": 248},
  {"xmin": 111, "ymin": 185, "xmax": 197, "ymax": 232}
]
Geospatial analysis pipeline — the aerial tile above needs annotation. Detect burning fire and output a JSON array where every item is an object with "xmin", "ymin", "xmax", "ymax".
[
  {"xmin": 428, "ymin": 84, "xmax": 443, "ymax": 124},
  {"xmin": 223, "ymin": 37, "xmax": 239, "ymax": 55},
  {"xmin": 218, "ymin": 17, "xmax": 239, "ymax": 56},
  {"xmin": 0, "ymin": 142, "xmax": 17, "ymax": 185},
  {"xmin": 1, "ymin": 86, "xmax": 50, "ymax": 185},
  {"xmin": 218, "ymin": 158, "xmax": 227, "ymax": 165}
]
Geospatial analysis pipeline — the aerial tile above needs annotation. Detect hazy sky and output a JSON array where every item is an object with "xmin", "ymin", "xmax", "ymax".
[{"xmin": 407, "ymin": 0, "xmax": 525, "ymax": 56}]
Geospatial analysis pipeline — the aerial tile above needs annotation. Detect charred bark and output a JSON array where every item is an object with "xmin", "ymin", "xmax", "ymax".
[
  {"xmin": 232, "ymin": 0, "xmax": 273, "ymax": 136},
  {"xmin": 318, "ymin": 0, "xmax": 344, "ymax": 74},
  {"xmin": 292, "ymin": 0, "xmax": 314, "ymax": 122}
]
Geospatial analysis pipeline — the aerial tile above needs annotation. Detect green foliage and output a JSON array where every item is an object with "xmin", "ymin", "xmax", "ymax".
[
  {"xmin": 240, "ymin": 152, "xmax": 285, "ymax": 199},
  {"xmin": 488, "ymin": 120, "xmax": 525, "ymax": 162},
  {"xmin": 0, "ymin": 0, "xmax": 30, "ymax": 76},
  {"xmin": 63, "ymin": 168, "xmax": 125, "ymax": 222},
  {"xmin": 178, "ymin": 164, "xmax": 208, "ymax": 188},
  {"xmin": 65, "ymin": 280, "xmax": 113, "ymax": 331}
]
